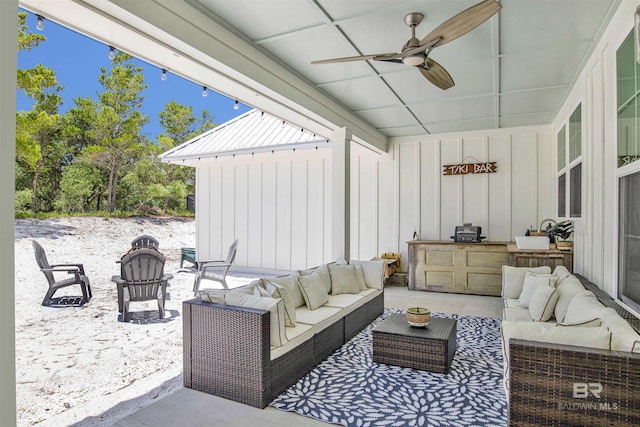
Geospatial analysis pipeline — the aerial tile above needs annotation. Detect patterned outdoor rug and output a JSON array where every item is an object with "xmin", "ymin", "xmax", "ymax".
[{"xmin": 270, "ymin": 309, "xmax": 506, "ymax": 427}]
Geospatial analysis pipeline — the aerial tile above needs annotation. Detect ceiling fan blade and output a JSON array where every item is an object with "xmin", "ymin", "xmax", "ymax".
[
  {"xmin": 420, "ymin": 0, "xmax": 502, "ymax": 48},
  {"xmin": 419, "ymin": 58, "xmax": 455, "ymax": 90},
  {"xmin": 311, "ymin": 53, "xmax": 396, "ymax": 64}
]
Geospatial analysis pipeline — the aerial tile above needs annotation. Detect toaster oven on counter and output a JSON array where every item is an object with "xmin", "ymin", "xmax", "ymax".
[{"xmin": 450, "ymin": 223, "xmax": 486, "ymax": 243}]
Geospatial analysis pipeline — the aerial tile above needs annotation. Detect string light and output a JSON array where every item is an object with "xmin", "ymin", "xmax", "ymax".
[
  {"xmin": 108, "ymin": 46, "xmax": 116, "ymax": 60},
  {"xmin": 161, "ymin": 69, "xmax": 167, "ymax": 81},
  {"xmin": 36, "ymin": 15, "xmax": 44, "ymax": 31},
  {"xmin": 234, "ymin": 100, "xmax": 239, "ymax": 110},
  {"xmin": 202, "ymin": 86, "xmax": 208, "ymax": 97}
]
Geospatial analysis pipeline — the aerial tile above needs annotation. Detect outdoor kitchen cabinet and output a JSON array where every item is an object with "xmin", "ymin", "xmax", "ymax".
[
  {"xmin": 408, "ymin": 241, "xmax": 508, "ymax": 296},
  {"xmin": 506, "ymin": 243, "xmax": 573, "ymax": 273}
]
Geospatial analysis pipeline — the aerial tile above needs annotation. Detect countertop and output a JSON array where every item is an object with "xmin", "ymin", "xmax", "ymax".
[
  {"xmin": 506, "ymin": 243, "xmax": 572, "ymax": 254},
  {"xmin": 407, "ymin": 240, "xmax": 510, "ymax": 246},
  {"xmin": 406, "ymin": 240, "xmax": 573, "ymax": 254}
]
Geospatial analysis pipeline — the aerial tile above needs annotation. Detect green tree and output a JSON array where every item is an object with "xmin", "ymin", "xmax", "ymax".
[
  {"xmin": 16, "ymin": 18, "xmax": 65, "ymax": 212},
  {"xmin": 17, "ymin": 12, "xmax": 45, "ymax": 52},
  {"xmin": 55, "ymin": 163, "xmax": 103, "ymax": 212},
  {"xmin": 157, "ymin": 101, "xmax": 214, "ymax": 211},
  {"xmin": 74, "ymin": 52, "xmax": 149, "ymax": 213}
]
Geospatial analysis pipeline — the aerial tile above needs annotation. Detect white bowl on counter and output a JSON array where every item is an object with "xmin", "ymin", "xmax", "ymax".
[{"xmin": 514, "ymin": 236, "xmax": 550, "ymax": 250}]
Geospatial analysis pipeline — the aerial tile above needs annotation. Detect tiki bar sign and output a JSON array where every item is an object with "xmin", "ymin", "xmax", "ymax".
[{"xmin": 442, "ymin": 161, "xmax": 497, "ymax": 176}]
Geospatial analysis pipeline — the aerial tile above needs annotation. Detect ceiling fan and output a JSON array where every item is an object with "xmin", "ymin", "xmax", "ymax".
[{"xmin": 311, "ymin": 0, "xmax": 502, "ymax": 90}]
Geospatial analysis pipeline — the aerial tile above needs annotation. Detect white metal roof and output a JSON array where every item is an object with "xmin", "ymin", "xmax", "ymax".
[{"xmin": 159, "ymin": 109, "xmax": 329, "ymax": 163}]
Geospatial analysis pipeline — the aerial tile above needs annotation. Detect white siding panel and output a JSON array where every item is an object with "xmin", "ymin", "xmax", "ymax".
[
  {"xmin": 398, "ymin": 143, "xmax": 420, "ymax": 264},
  {"xmin": 462, "ymin": 137, "xmax": 488, "ymax": 229},
  {"xmin": 234, "ymin": 164, "xmax": 248, "ymax": 266},
  {"xmin": 354, "ymin": 148, "xmax": 378, "ymax": 260},
  {"xmin": 247, "ymin": 162, "xmax": 262, "ymax": 267},
  {"xmin": 323, "ymin": 156, "xmax": 333, "ymax": 263},
  {"xmin": 440, "ymin": 139, "xmax": 463, "ymax": 239},
  {"xmin": 420, "ymin": 141, "xmax": 440, "ymax": 241},
  {"xmin": 488, "ymin": 135, "xmax": 511, "ymax": 241},
  {"xmin": 377, "ymin": 151, "xmax": 395, "ymax": 256},
  {"xmin": 275, "ymin": 160, "xmax": 292, "ymax": 270},
  {"xmin": 195, "ymin": 166, "xmax": 209, "ymax": 261},
  {"xmin": 307, "ymin": 158, "xmax": 325, "ymax": 266},
  {"xmin": 221, "ymin": 164, "xmax": 235, "ymax": 258},
  {"xmin": 290, "ymin": 159, "xmax": 308, "ymax": 268},
  {"xmin": 261, "ymin": 162, "xmax": 277, "ymax": 269},
  {"xmin": 510, "ymin": 134, "xmax": 538, "ymax": 238}
]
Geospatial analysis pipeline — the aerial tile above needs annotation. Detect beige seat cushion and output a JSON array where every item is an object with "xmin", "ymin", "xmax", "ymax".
[{"xmin": 501, "ymin": 321, "xmax": 612, "ymax": 396}]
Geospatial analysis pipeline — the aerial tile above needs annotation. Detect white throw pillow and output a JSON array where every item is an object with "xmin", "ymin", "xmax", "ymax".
[
  {"xmin": 528, "ymin": 284, "xmax": 559, "ymax": 322},
  {"xmin": 502, "ymin": 266, "xmax": 552, "ymax": 299},
  {"xmin": 263, "ymin": 280, "xmax": 297, "ymax": 327},
  {"xmin": 553, "ymin": 275, "xmax": 587, "ymax": 322},
  {"xmin": 349, "ymin": 260, "xmax": 385, "ymax": 290},
  {"xmin": 517, "ymin": 272, "xmax": 558, "ymax": 308},
  {"xmin": 354, "ymin": 264, "xmax": 367, "ymax": 291},
  {"xmin": 552, "ymin": 266, "xmax": 572, "ymax": 284},
  {"xmin": 224, "ymin": 292, "xmax": 288, "ymax": 348},
  {"xmin": 328, "ymin": 263, "xmax": 360, "ymax": 295},
  {"xmin": 562, "ymin": 290, "xmax": 605, "ymax": 324},
  {"xmin": 268, "ymin": 272, "xmax": 305, "ymax": 308},
  {"xmin": 298, "ymin": 273, "xmax": 329, "ymax": 310},
  {"xmin": 299, "ymin": 264, "xmax": 332, "ymax": 293}
]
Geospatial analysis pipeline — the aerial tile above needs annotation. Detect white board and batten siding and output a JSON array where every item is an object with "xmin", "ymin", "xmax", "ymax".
[
  {"xmin": 388, "ymin": 127, "xmax": 555, "ymax": 271},
  {"xmin": 195, "ymin": 148, "xmax": 332, "ymax": 271},
  {"xmin": 550, "ymin": 1, "xmax": 640, "ymax": 298}
]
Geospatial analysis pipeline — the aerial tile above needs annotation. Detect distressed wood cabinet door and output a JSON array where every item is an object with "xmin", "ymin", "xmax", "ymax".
[{"xmin": 409, "ymin": 242, "xmax": 507, "ymax": 296}]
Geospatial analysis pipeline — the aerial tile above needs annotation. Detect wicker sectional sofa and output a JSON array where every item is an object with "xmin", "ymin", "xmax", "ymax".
[
  {"xmin": 500, "ymin": 266, "xmax": 640, "ymax": 426},
  {"xmin": 183, "ymin": 260, "xmax": 386, "ymax": 408}
]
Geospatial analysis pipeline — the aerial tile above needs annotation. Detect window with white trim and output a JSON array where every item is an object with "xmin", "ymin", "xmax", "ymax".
[
  {"xmin": 616, "ymin": 29, "xmax": 640, "ymax": 312},
  {"xmin": 557, "ymin": 104, "xmax": 582, "ymax": 218}
]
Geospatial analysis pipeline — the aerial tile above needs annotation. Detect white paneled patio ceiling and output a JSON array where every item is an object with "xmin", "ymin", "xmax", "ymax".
[
  {"xmin": 181, "ymin": 0, "xmax": 620, "ymax": 136},
  {"xmin": 20, "ymin": 0, "xmax": 622, "ymax": 141},
  {"xmin": 159, "ymin": 109, "xmax": 328, "ymax": 165}
]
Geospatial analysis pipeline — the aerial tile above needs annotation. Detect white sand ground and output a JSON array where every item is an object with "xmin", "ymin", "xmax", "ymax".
[{"xmin": 14, "ymin": 216, "xmax": 253, "ymax": 426}]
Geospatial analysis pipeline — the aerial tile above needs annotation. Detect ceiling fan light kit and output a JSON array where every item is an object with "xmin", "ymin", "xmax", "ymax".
[{"xmin": 311, "ymin": 0, "xmax": 502, "ymax": 90}]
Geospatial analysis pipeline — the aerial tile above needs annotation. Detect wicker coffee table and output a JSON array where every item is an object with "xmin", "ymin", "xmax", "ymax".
[{"xmin": 372, "ymin": 314, "xmax": 457, "ymax": 374}]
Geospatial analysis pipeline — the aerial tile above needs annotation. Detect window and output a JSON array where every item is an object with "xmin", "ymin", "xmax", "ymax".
[
  {"xmin": 557, "ymin": 105, "xmax": 582, "ymax": 218},
  {"xmin": 557, "ymin": 174, "xmax": 566, "ymax": 217},
  {"xmin": 618, "ymin": 171, "xmax": 640, "ymax": 312},
  {"xmin": 617, "ymin": 31, "xmax": 640, "ymax": 168},
  {"xmin": 617, "ymin": 30, "xmax": 640, "ymax": 312}
]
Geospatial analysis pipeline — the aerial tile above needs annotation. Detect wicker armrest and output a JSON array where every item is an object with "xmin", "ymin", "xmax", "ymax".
[
  {"xmin": 183, "ymin": 298, "xmax": 273, "ymax": 408},
  {"xmin": 508, "ymin": 338, "xmax": 640, "ymax": 426}
]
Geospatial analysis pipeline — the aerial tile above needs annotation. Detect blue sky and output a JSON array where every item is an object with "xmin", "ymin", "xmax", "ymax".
[{"xmin": 16, "ymin": 10, "xmax": 251, "ymax": 141}]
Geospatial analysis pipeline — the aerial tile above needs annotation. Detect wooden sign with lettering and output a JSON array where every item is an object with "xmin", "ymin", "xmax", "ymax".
[{"xmin": 442, "ymin": 162, "xmax": 497, "ymax": 176}]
